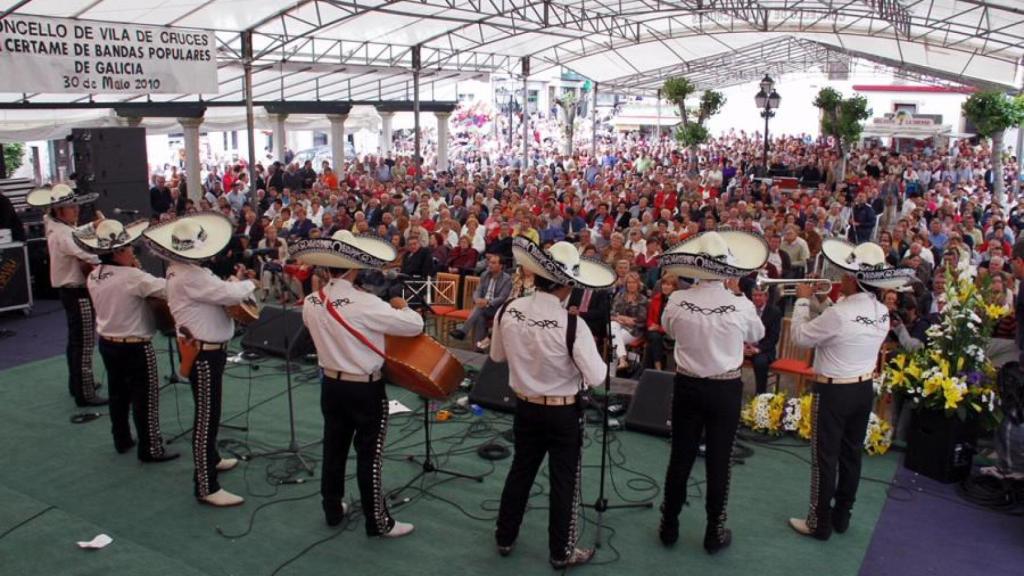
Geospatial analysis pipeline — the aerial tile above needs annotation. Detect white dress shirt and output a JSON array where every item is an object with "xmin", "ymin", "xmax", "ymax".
[
  {"xmin": 87, "ymin": 264, "xmax": 166, "ymax": 338},
  {"xmin": 45, "ymin": 216, "xmax": 99, "ymax": 287},
  {"xmin": 792, "ymin": 292, "xmax": 888, "ymax": 378},
  {"xmin": 166, "ymin": 261, "xmax": 255, "ymax": 343},
  {"xmin": 663, "ymin": 281, "xmax": 764, "ymax": 377},
  {"xmin": 489, "ymin": 291, "xmax": 606, "ymax": 397},
  {"xmin": 302, "ymin": 278, "xmax": 424, "ymax": 375}
]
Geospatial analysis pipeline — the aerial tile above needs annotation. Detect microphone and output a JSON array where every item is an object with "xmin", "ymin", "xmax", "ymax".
[
  {"xmin": 113, "ymin": 208, "xmax": 140, "ymax": 215},
  {"xmin": 384, "ymin": 270, "xmax": 409, "ymax": 280}
]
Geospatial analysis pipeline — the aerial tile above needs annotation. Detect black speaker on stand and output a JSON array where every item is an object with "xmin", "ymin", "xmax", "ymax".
[{"xmin": 69, "ymin": 128, "xmax": 149, "ymax": 218}]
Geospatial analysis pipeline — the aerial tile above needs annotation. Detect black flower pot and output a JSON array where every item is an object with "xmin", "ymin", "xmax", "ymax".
[{"xmin": 904, "ymin": 408, "xmax": 978, "ymax": 483}]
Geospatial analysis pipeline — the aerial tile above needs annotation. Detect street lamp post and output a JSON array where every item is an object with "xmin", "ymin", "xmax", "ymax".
[{"xmin": 754, "ymin": 74, "xmax": 781, "ymax": 172}]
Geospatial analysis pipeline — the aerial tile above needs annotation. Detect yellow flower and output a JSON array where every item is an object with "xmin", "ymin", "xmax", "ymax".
[
  {"xmin": 893, "ymin": 354, "xmax": 907, "ymax": 370},
  {"xmin": 798, "ymin": 395, "xmax": 813, "ymax": 440},
  {"xmin": 923, "ymin": 374, "xmax": 945, "ymax": 397},
  {"xmin": 888, "ymin": 369, "xmax": 907, "ymax": 390},
  {"xmin": 985, "ymin": 303, "xmax": 1009, "ymax": 320},
  {"xmin": 957, "ymin": 356, "xmax": 965, "ymax": 373},
  {"xmin": 905, "ymin": 361, "xmax": 922, "ymax": 380},
  {"xmin": 942, "ymin": 380, "xmax": 965, "ymax": 410}
]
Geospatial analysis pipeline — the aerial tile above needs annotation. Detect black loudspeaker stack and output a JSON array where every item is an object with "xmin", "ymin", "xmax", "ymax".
[
  {"xmin": 240, "ymin": 307, "xmax": 315, "ymax": 359},
  {"xmin": 70, "ymin": 128, "xmax": 149, "ymax": 218},
  {"xmin": 468, "ymin": 358, "xmax": 516, "ymax": 413},
  {"xmin": 624, "ymin": 370, "xmax": 675, "ymax": 437}
]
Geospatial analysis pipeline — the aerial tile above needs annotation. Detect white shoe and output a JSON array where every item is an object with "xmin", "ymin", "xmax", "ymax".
[
  {"xmin": 199, "ymin": 489, "xmax": 245, "ymax": 507},
  {"xmin": 380, "ymin": 520, "xmax": 414, "ymax": 538},
  {"xmin": 216, "ymin": 458, "xmax": 239, "ymax": 472}
]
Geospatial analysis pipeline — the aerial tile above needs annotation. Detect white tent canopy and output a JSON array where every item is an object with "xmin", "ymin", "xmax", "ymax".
[{"xmin": 0, "ymin": 1, "xmax": 1021, "ymax": 123}]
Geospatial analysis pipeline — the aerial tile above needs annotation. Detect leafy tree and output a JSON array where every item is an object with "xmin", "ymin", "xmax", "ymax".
[
  {"xmin": 662, "ymin": 77, "xmax": 725, "ymax": 169},
  {"xmin": 962, "ymin": 91, "xmax": 1024, "ymax": 206},
  {"xmin": 3, "ymin": 143, "xmax": 24, "ymax": 176},
  {"xmin": 814, "ymin": 87, "xmax": 871, "ymax": 184}
]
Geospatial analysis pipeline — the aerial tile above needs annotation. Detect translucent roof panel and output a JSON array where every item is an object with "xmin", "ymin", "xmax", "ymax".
[{"xmin": 1, "ymin": 0, "xmax": 1022, "ymax": 108}]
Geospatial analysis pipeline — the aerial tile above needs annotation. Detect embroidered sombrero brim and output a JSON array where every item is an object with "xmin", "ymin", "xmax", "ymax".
[
  {"xmin": 821, "ymin": 239, "xmax": 916, "ymax": 290},
  {"xmin": 143, "ymin": 212, "xmax": 233, "ymax": 263},
  {"xmin": 26, "ymin": 185, "xmax": 98, "ymax": 208},
  {"xmin": 73, "ymin": 219, "xmax": 149, "ymax": 254},
  {"xmin": 512, "ymin": 237, "xmax": 615, "ymax": 289},
  {"xmin": 661, "ymin": 230, "xmax": 768, "ymax": 281},
  {"xmin": 289, "ymin": 233, "xmax": 397, "ymax": 269}
]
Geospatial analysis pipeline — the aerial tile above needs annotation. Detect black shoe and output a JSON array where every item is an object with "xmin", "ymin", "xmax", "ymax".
[
  {"xmin": 659, "ymin": 513, "xmax": 679, "ymax": 546},
  {"xmin": 76, "ymin": 396, "xmax": 109, "ymax": 407},
  {"xmin": 703, "ymin": 528, "xmax": 732, "ymax": 555},
  {"xmin": 497, "ymin": 543, "xmax": 514, "ymax": 557},
  {"xmin": 832, "ymin": 509, "xmax": 851, "ymax": 534},
  {"xmin": 323, "ymin": 500, "xmax": 348, "ymax": 527},
  {"xmin": 140, "ymin": 451, "xmax": 180, "ymax": 463},
  {"xmin": 115, "ymin": 438, "xmax": 136, "ymax": 454},
  {"xmin": 449, "ymin": 328, "xmax": 466, "ymax": 341},
  {"xmin": 550, "ymin": 548, "xmax": 594, "ymax": 570}
]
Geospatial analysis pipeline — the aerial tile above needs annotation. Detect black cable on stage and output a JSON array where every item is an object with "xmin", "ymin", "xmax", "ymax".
[{"xmin": 0, "ymin": 506, "xmax": 56, "ymax": 541}]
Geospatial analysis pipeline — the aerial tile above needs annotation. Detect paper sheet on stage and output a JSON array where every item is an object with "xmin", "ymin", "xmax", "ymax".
[{"xmin": 388, "ymin": 400, "xmax": 412, "ymax": 415}]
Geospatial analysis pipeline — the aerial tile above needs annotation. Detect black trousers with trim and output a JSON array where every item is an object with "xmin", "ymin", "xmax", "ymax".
[
  {"xmin": 59, "ymin": 287, "xmax": 97, "ymax": 402},
  {"xmin": 662, "ymin": 375, "xmax": 742, "ymax": 533},
  {"xmin": 806, "ymin": 381, "xmax": 873, "ymax": 537},
  {"xmin": 495, "ymin": 400, "xmax": 583, "ymax": 562},
  {"xmin": 190, "ymin": 349, "xmax": 226, "ymax": 498},
  {"xmin": 320, "ymin": 376, "xmax": 395, "ymax": 536},
  {"xmin": 97, "ymin": 339, "xmax": 167, "ymax": 459}
]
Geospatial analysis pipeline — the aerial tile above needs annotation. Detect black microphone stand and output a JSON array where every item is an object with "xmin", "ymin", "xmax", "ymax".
[
  {"xmin": 389, "ymin": 278, "xmax": 484, "ymax": 501},
  {"xmin": 243, "ymin": 277, "xmax": 317, "ymax": 476},
  {"xmin": 583, "ymin": 290, "xmax": 653, "ymax": 548}
]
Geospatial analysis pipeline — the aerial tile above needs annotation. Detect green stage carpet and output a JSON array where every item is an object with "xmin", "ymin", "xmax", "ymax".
[{"xmin": 0, "ymin": 349, "xmax": 898, "ymax": 575}]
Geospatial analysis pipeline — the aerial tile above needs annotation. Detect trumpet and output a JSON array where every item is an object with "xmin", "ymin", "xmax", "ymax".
[{"xmin": 756, "ymin": 276, "xmax": 837, "ymax": 296}]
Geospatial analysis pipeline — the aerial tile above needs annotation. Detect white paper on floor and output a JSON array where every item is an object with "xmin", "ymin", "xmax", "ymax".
[
  {"xmin": 77, "ymin": 534, "xmax": 113, "ymax": 550},
  {"xmin": 388, "ymin": 400, "xmax": 412, "ymax": 415}
]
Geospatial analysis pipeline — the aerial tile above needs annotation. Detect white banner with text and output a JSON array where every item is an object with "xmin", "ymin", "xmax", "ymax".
[{"xmin": 0, "ymin": 15, "xmax": 217, "ymax": 95}]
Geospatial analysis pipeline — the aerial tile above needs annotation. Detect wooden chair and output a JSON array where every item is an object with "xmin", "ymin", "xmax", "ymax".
[
  {"xmin": 769, "ymin": 317, "xmax": 816, "ymax": 394},
  {"xmin": 439, "ymin": 275, "xmax": 480, "ymax": 345},
  {"xmin": 426, "ymin": 273, "xmax": 459, "ymax": 338}
]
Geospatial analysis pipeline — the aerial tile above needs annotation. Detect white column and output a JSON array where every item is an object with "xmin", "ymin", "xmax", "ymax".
[
  {"xmin": 435, "ymin": 111, "xmax": 450, "ymax": 172},
  {"xmin": 179, "ymin": 117, "xmax": 203, "ymax": 202},
  {"xmin": 270, "ymin": 113, "xmax": 288, "ymax": 162},
  {"xmin": 328, "ymin": 114, "xmax": 348, "ymax": 171},
  {"xmin": 379, "ymin": 111, "xmax": 394, "ymax": 155}
]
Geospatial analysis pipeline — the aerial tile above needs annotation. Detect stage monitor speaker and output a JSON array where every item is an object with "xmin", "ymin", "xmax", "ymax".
[
  {"xmin": 624, "ymin": 369, "xmax": 675, "ymax": 437},
  {"xmin": 240, "ymin": 307, "xmax": 314, "ymax": 359},
  {"xmin": 469, "ymin": 358, "xmax": 516, "ymax": 413},
  {"xmin": 70, "ymin": 127, "xmax": 149, "ymax": 217}
]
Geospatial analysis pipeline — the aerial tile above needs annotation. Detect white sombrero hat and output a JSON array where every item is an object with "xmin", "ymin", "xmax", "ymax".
[
  {"xmin": 26, "ymin": 183, "xmax": 98, "ymax": 208},
  {"xmin": 661, "ymin": 230, "xmax": 768, "ymax": 280},
  {"xmin": 512, "ymin": 237, "xmax": 615, "ymax": 289},
  {"xmin": 821, "ymin": 239, "xmax": 916, "ymax": 290},
  {"xmin": 73, "ymin": 218, "xmax": 149, "ymax": 254},
  {"xmin": 289, "ymin": 230, "xmax": 397, "ymax": 269},
  {"xmin": 143, "ymin": 212, "xmax": 233, "ymax": 263}
]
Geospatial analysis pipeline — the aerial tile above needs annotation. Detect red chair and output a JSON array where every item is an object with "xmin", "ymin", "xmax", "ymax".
[{"xmin": 769, "ymin": 318, "xmax": 816, "ymax": 394}]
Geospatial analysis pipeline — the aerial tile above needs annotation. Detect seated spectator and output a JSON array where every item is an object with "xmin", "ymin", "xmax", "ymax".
[
  {"xmin": 449, "ymin": 255, "xmax": 512, "ymax": 350},
  {"xmin": 644, "ymin": 275, "xmax": 680, "ymax": 371},
  {"xmin": 610, "ymin": 272, "xmax": 649, "ymax": 373},
  {"xmin": 447, "ymin": 236, "xmax": 479, "ymax": 276},
  {"xmin": 745, "ymin": 284, "xmax": 782, "ymax": 394}
]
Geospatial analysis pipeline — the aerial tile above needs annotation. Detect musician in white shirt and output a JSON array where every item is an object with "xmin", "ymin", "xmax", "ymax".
[
  {"xmin": 788, "ymin": 240, "xmax": 915, "ymax": 540},
  {"xmin": 27, "ymin": 184, "xmax": 105, "ymax": 407},
  {"xmin": 658, "ymin": 231, "xmax": 767, "ymax": 554},
  {"xmin": 144, "ymin": 213, "xmax": 256, "ymax": 508},
  {"xmin": 491, "ymin": 238, "xmax": 613, "ymax": 569},
  {"xmin": 75, "ymin": 219, "xmax": 178, "ymax": 463},
  {"xmin": 292, "ymin": 230, "xmax": 423, "ymax": 538}
]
